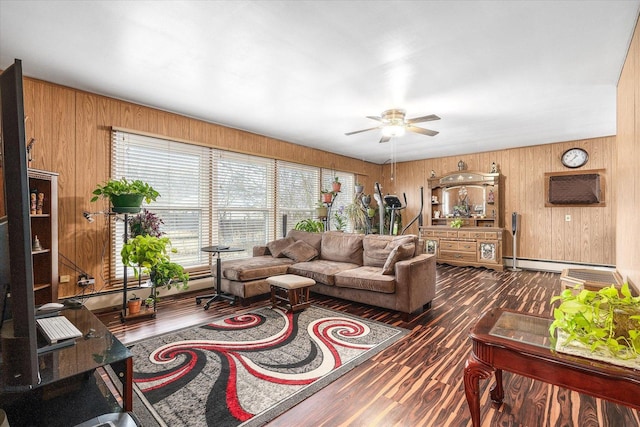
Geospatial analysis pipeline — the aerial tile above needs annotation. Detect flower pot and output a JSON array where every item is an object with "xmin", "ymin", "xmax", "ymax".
[
  {"xmin": 315, "ymin": 206, "xmax": 328, "ymax": 218},
  {"xmin": 322, "ymin": 193, "xmax": 333, "ymax": 203},
  {"xmin": 127, "ymin": 298, "xmax": 142, "ymax": 315},
  {"xmin": 355, "ymin": 185, "xmax": 364, "ymax": 194},
  {"xmin": 332, "ymin": 182, "xmax": 341, "ymax": 192},
  {"xmin": 111, "ymin": 194, "xmax": 144, "ymax": 213}
]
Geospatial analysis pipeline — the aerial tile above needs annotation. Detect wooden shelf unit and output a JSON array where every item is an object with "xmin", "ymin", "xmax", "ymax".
[{"xmin": 28, "ymin": 168, "xmax": 59, "ymax": 305}]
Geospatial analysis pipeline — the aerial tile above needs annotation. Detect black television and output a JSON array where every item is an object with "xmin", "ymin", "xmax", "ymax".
[{"xmin": 0, "ymin": 59, "xmax": 40, "ymax": 388}]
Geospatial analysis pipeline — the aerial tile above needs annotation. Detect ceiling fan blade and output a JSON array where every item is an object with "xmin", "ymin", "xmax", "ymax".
[
  {"xmin": 407, "ymin": 114, "xmax": 440, "ymax": 124},
  {"xmin": 366, "ymin": 115, "xmax": 383, "ymax": 122},
  {"xmin": 407, "ymin": 125, "xmax": 439, "ymax": 137},
  {"xmin": 345, "ymin": 126, "xmax": 381, "ymax": 136},
  {"xmin": 379, "ymin": 136, "xmax": 391, "ymax": 143}
]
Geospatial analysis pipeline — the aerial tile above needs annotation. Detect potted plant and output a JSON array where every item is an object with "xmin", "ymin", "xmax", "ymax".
[
  {"xmin": 121, "ymin": 234, "xmax": 188, "ymax": 296},
  {"xmin": 91, "ymin": 177, "xmax": 160, "ymax": 213},
  {"xmin": 450, "ymin": 218, "xmax": 464, "ymax": 229},
  {"xmin": 315, "ymin": 202, "xmax": 328, "ymax": 218},
  {"xmin": 332, "ymin": 177, "xmax": 342, "ymax": 192},
  {"xmin": 550, "ymin": 283, "xmax": 640, "ymax": 368},
  {"xmin": 333, "ymin": 205, "xmax": 347, "ymax": 231},
  {"xmin": 128, "ymin": 293, "xmax": 142, "ymax": 315},
  {"xmin": 321, "ymin": 190, "xmax": 333, "ymax": 204},
  {"xmin": 128, "ymin": 209, "xmax": 164, "ymax": 238},
  {"xmin": 294, "ymin": 218, "xmax": 324, "ymax": 233},
  {"xmin": 345, "ymin": 198, "xmax": 368, "ymax": 233},
  {"xmin": 355, "ymin": 182, "xmax": 364, "ymax": 194}
]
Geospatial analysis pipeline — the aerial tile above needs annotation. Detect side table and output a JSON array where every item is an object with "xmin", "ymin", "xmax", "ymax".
[
  {"xmin": 464, "ymin": 308, "xmax": 640, "ymax": 427},
  {"xmin": 195, "ymin": 246, "xmax": 244, "ymax": 310}
]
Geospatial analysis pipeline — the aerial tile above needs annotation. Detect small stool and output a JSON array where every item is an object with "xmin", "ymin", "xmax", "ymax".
[{"xmin": 267, "ymin": 274, "xmax": 315, "ymax": 312}]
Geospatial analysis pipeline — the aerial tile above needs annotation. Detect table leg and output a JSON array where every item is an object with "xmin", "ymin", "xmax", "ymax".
[
  {"xmin": 490, "ymin": 368, "xmax": 504, "ymax": 404},
  {"xmin": 464, "ymin": 353, "xmax": 494, "ymax": 427},
  {"xmin": 110, "ymin": 356, "xmax": 133, "ymax": 412},
  {"xmin": 195, "ymin": 252, "xmax": 235, "ymax": 309}
]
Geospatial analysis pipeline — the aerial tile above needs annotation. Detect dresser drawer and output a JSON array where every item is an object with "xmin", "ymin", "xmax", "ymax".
[
  {"xmin": 440, "ymin": 250, "xmax": 477, "ymax": 262},
  {"xmin": 470, "ymin": 231, "xmax": 485, "ymax": 239},
  {"xmin": 458, "ymin": 231, "xmax": 470, "ymax": 238},
  {"xmin": 458, "ymin": 241, "xmax": 476, "ymax": 252},
  {"xmin": 440, "ymin": 240, "xmax": 458, "ymax": 250},
  {"xmin": 422, "ymin": 230, "xmax": 435, "ymax": 237}
]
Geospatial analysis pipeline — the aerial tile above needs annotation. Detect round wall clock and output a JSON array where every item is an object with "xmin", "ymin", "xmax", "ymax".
[{"xmin": 561, "ymin": 147, "xmax": 589, "ymax": 168}]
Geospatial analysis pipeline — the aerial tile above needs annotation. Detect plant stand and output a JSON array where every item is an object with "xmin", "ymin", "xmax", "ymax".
[{"xmin": 119, "ymin": 213, "xmax": 156, "ymax": 322}]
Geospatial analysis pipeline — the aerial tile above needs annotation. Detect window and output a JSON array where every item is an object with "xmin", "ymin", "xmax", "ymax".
[
  {"xmin": 213, "ymin": 151, "xmax": 275, "ymax": 251},
  {"xmin": 111, "ymin": 130, "xmax": 354, "ymax": 283},
  {"xmin": 112, "ymin": 131, "xmax": 211, "ymax": 280},
  {"xmin": 276, "ymin": 162, "xmax": 320, "ymax": 237}
]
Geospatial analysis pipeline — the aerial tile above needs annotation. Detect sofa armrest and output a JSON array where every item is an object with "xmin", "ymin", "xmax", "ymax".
[
  {"xmin": 393, "ymin": 254, "xmax": 436, "ymax": 313},
  {"xmin": 253, "ymin": 245, "xmax": 271, "ymax": 257}
]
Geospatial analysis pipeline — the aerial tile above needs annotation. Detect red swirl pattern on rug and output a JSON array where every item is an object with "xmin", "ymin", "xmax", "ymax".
[{"xmin": 131, "ymin": 306, "xmax": 405, "ymax": 426}]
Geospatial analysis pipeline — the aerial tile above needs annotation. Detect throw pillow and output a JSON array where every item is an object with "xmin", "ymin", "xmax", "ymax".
[
  {"xmin": 267, "ymin": 237, "xmax": 295, "ymax": 258},
  {"xmin": 382, "ymin": 243, "xmax": 415, "ymax": 275},
  {"xmin": 281, "ymin": 240, "xmax": 319, "ymax": 263}
]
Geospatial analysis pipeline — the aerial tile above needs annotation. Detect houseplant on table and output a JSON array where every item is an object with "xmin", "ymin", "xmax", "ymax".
[
  {"xmin": 549, "ymin": 283, "xmax": 640, "ymax": 368},
  {"xmin": 91, "ymin": 177, "xmax": 159, "ymax": 213}
]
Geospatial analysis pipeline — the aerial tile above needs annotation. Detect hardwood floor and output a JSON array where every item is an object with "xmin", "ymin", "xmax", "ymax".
[{"xmin": 97, "ymin": 265, "xmax": 640, "ymax": 427}]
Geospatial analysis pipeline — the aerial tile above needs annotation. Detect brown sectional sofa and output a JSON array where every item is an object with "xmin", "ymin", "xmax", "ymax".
[{"xmin": 216, "ymin": 230, "xmax": 436, "ymax": 319}]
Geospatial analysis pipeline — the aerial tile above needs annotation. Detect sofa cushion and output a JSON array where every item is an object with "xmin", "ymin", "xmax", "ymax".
[
  {"xmin": 382, "ymin": 243, "xmax": 415, "ymax": 275},
  {"xmin": 281, "ymin": 240, "xmax": 318, "ymax": 262},
  {"xmin": 267, "ymin": 237, "xmax": 295, "ymax": 258},
  {"xmin": 287, "ymin": 260, "xmax": 360, "ymax": 286},
  {"xmin": 287, "ymin": 229, "xmax": 323, "ymax": 253},
  {"xmin": 363, "ymin": 235, "xmax": 417, "ymax": 267},
  {"xmin": 334, "ymin": 266, "xmax": 396, "ymax": 293},
  {"xmin": 320, "ymin": 232, "xmax": 364, "ymax": 265},
  {"xmin": 220, "ymin": 256, "xmax": 293, "ymax": 282}
]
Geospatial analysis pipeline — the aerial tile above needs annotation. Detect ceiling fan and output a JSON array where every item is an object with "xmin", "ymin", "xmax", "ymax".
[{"xmin": 345, "ymin": 109, "xmax": 440, "ymax": 143}]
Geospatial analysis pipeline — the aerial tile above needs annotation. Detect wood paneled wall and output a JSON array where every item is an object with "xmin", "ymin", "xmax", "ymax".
[
  {"xmin": 382, "ymin": 136, "xmax": 616, "ymax": 266},
  {"xmin": 616, "ymin": 16, "xmax": 640, "ymax": 287},
  {"xmin": 21, "ymin": 79, "xmax": 381, "ymax": 298}
]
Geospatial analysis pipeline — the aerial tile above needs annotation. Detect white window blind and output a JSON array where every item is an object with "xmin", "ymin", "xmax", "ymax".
[
  {"xmin": 111, "ymin": 131, "xmax": 212, "ymax": 281},
  {"xmin": 321, "ymin": 169, "xmax": 355, "ymax": 231},
  {"xmin": 110, "ymin": 130, "xmax": 356, "ymax": 284},
  {"xmin": 276, "ymin": 161, "xmax": 320, "ymax": 237},
  {"xmin": 212, "ymin": 151, "xmax": 275, "ymax": 252}
]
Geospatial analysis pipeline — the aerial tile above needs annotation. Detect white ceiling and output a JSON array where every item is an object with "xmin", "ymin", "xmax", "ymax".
[{"xmin": 1, "ymin": 1, "xmax": 638, "ymax": 164}]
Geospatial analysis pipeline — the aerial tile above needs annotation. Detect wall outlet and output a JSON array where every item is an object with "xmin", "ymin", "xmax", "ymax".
[
  {"xmin": 565, "ymin": 215, "xmax": 571, "ymax": 222},
  {"xmin": 60, "ymin": 275, "xmax": 70, "ymax": 283}
]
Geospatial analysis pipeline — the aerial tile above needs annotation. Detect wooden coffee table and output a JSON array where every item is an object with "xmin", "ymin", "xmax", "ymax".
[{"xmin": 464, "ymin": 308, "xmax": 640, "ymax": 427}]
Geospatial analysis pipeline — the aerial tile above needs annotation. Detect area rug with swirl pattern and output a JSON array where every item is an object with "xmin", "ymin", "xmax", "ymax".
[{"xmin": 130, "ymin": 305, "xmax": 407, "ymax": 427}]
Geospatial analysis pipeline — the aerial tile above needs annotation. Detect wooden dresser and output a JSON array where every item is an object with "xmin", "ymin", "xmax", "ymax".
[
  {"xmin": 420, "ymin": 226, "xmax": 505, "ymax": 271},
  {"xmin": 421, "ymin": 169, "xmax": 505, "ymax": 271}
]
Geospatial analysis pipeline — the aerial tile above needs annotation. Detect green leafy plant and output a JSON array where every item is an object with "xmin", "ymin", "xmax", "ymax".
[
  {"xmin": 294, "ymin": 218, "xmax": 324, "ymax": 233},
  {"xmin": 450, "ymin": 218, "xmax": 464, "ymax": 228},
  {"xmin": 150, "ymin": 260, "xmax": 189, "ymax": 290},
  {"xmin": 333, "ymin": 205, "xmax": 347, "ymax": 231},
  {"xmin": 549, "ymin": 283, "xmax": 640, "ymax": 360},
  {"xmin": 90, "ymin": 177, "xmax": 159, "ymax": 204},
  {"xmin": 121, "ymin": 235, "xmax": 188, "ymax": 291},
  {"xmin": 345, "ymin": 198, "xmax": 368, "ymax": 232}
]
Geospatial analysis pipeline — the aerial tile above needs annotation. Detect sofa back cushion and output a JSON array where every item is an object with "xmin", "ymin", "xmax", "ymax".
[
  {"xmin": 287, "ymin": 229, "xmax": 323, "ymax": 253},
  {"xmin": 320, "ymin": 232, "xmax": 364, "ymax": 265},
  {"xmin": 363, "ymin": 234, "xmax": 417, "ymax": 267}
]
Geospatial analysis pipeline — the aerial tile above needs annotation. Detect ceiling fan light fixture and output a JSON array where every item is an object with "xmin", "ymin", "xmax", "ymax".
[{"xmin": 382, "ymin": 124, "xmax": 406, "ymax": 137}]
